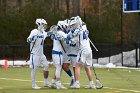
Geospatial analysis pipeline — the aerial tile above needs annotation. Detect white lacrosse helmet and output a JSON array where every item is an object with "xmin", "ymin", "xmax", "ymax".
[
  {"xmin": 64, "ymin": 19, "xmax": 70, "ymax": 26},
  {"xmin": 71, "ymin": 16, "xmax": 83, "ymax": 26},
  {"xmin": 69, "ymin": 17, "xmax": 77, "ymax": 26},
  {"xmin": 35, "ymin": 18, "xmax": 47, "ymax": 31},
  {"xmin": 57, "ymin": 21, "xmax": 66, "ymax": 29},
  {"xmin": 75, "ymin": 16, "xmax": 83, "ymax": 25},
  {"xmin": 35, "ymin": 18, "xmax": 47, "ymax": 26},
  {"xmin": 69, "ymin": 16, "xmax": 81, "ymax": 30}
]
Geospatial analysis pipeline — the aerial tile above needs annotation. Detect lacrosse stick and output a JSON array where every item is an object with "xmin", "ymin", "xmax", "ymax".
[
  {"xmin": 49, "ymin": 25, "xmax": 58, "ymax": 34},
  {"xmin": 89, "ymin": 38, "xmax": 103, "ymax": 89},
  {"xmin": 92, "ymin": 63, "xmax": 103, "ymax": 89},
  {"xmin": 26, "ymin": 36, "xmax": 38, "ymax": 62},
  {"xmin": 89, "ymin": 38, "xmax": 98, "ymax": 51}
]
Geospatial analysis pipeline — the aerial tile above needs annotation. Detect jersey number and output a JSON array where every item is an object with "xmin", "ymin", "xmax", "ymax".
[{"xmin": 41, "ymin": 39, "xmax": 44, "ymax": 45}]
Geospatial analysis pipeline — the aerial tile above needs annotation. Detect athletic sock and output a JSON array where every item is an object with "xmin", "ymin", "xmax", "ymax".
[
  {"xmin": 65, "ymin": 69, "xmax": 73, "ymax": 77},
  {"xmin": 71, "ymin": 76, "xmax": 74, "ymax": 79},
  {"xmin": 89, "ymin": 80, "xmax": 93, "ymax": 85},
  {"xmin": 44, "ymin": 78, "xmax": 48, "ymax": 85},
  {"xmin": 31, "ymin": 69, "xmax": 36, "ymax": 87},
  {"xmin": 75, "ymin": 80, "xmax": 79, "ymax": 84}
]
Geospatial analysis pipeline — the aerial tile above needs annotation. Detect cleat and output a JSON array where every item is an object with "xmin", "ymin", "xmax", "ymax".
[
  {"xmin": 85, "ymin": 84, "xmax": 96, "ymax": 89},
  {"xmin": 32, "ymin": 84, "xmax": 41, "ymax": 89},
  {"xmin": 48, "ymin": 79, "xmax": 57, "ymax": 88},
  {"xmin": 55, "ymin": 81, "xmax": 67, "ymax": 89},
  {"xmin": 48, "ymin": 82, "xmax": 56, "ymax": 88},
  {"xmin": 71, "ymin": 82, "xmax": 80, "ymax": 89},
  {"xmin": 44, "ymin": 84, "xmax": 49, "ymax": 87}
]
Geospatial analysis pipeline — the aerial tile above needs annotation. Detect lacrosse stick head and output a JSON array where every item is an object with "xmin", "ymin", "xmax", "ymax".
[
  {"xmin": 96, "ymin": 79, "xmax": 103, "ymax": 89},
  {"xmin": 49, "ymin": 25, "xmax": 58, "ymax": 34}
]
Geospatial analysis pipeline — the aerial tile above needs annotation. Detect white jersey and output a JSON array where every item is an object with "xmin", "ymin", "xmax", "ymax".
[
  {"xmin": 52, "ymin": 30, "xmax": 68, "ymax": 53},
  {"xmin": 79, "ymin": 32, "xmax": 91, "ymax": 52},
  {"xmin": 67, "ymin": 36, "xmax": 79, "ymax": 56},
  {"xmin": 52, "ymin": 31, "xmax": 67, "ymax": 65},
  {"xmin": 52, "ymin": 39, "xmax": 64, "ymax": 53},
  {"xmin": 76, "ymin": 25, "xmax": 93, "ymax": 66},
  {"xmin": 79, "ymin": 25, "xmax": 91, "ymax": 53},
  {"xmin": 27, "ymin": 29, "xmax": 48, "ymax": 56}
]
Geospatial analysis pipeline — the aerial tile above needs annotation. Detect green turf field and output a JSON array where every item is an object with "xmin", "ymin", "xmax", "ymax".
[{"xmin": 0, "ymin": 66, "xmax": 140, "ymax": 93}]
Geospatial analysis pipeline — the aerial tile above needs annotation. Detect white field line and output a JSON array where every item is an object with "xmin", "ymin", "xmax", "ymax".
[
  {"xmin": 0, "ymin": 78, "xmax": 43, "ymax": 82},
  {"xmin": 103, "ymin": 87, "xmax": 140, "ymax": 93},
  {"xmin": 0, "ymin": 78, "xmax": 140, "ymax": 93}
]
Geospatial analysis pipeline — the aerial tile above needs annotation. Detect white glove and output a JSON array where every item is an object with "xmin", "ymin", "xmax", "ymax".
[{"xmin": 27, "ymin": 35, "xmax": 38, "ymax": 43}]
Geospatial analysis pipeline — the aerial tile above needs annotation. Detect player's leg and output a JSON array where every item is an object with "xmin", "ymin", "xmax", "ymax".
[
  {"xmin": 71, "ymin": 63, "xmax": 80, "ymax": 88},
  {"xmin": 70, "ymin": 56, "xmax": 79, "ymax": 86},
  {"xmin": 84, "ymin": 66, "xmax": 95, "ymax": 89},
  {"xmin": 41, "ymin": 55, "xmax": 49, "ymax": 87},
  {"xmin": 54, "ymin": 64, "xmax": 67, "ymax": 89},
  {"xmin": 62, "ymin": 62, "xmax": 74, "ymax": 86},
  {"xmin": 55, "ymin": 64, "xmax": 62, "ymax": 81},
  {"xmin": 49, "ymin": 74, "xmax": 56, "ymax": 88},
  {"xmin": 63, "ymin": 55, "xmax": 74, "ymax": 79},
  {"xmin": 52, "ymin": 54, "xmax": 67, "ymax": 89},
  {"xmin": 70, "ymin": 52, "xmax": 82, "ymax": 88},
  {"xmin": 84, "ymin": 51, "xmax": 95, "ymax": 89},
  {"xmin": 30, "ymin": 54, "xmax": 41, "ymax": 89}
]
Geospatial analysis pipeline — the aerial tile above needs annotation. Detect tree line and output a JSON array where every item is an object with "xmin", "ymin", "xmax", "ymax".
[{"xmin": 0, "ymin": 0, "xmax": 139, "ymax": 45}]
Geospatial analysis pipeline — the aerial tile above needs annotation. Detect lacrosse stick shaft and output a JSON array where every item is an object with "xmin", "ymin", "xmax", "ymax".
[
  {"xmin": 89, "ymin": 38, "xmax": 98, "ymax": 51},
  {"xmin": 92, "ymin": 64, "xmax": 98, "ymax": 80},
  {"xmin": 26, "ymin": 39, "xmax": 37, "ymax": 62},
  {"xmin": 60, "ymin": 40, "xmax": 66, "ymax": 53}
]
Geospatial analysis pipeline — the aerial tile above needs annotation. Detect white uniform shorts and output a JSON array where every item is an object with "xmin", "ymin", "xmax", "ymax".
[
  {"xmin": 77, "ymin": 50, "xmax": 93, "ymax": 66},
  {"xmin": 52, "ymin": 54, "xmax": 64, "ymax": 66},
  {"xmin": 30, "ymin": 54, "xmax": 48, "ymax": 70},
  {"xmin": 64, "ymin": 54, "xmax": 77, "ymax": 67}
]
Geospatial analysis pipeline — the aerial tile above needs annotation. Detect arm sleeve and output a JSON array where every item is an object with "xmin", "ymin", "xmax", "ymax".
[{"xmin": 44, "ymin": 31, "xmax": 48, "ymax": 39}]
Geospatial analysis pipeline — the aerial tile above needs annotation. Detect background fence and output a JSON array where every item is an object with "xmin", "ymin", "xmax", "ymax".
[
  {"xmin": 0, "ymin": 0, "xmax": 140, "ymax": 67},
  {"xmin": 0, "ymin": 43, "xmax": 139, "ymax": 67}
]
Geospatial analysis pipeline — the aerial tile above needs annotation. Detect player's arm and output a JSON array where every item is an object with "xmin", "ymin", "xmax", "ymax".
[{"xmin": 27, "ymin": 29, "xmax": 38, "ymax": 43}]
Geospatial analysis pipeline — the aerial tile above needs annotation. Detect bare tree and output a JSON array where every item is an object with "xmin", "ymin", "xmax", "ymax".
[
  {"xmin": 1, "ymin": 0, "xmax": 7, "ymax": 14},
  {"xmin": 65, "ymin": 0, "xmax": 70, "ymax": 17},
  {"xmin": 72, "ymin": 0, "xmax": 80, "ymax": 16},
  {"xmin": 17, "ymin": 0, "xmax": 23, "ymax": 12}
]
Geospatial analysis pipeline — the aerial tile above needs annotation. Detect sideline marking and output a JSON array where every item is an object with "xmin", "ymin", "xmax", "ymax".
[{"xmin": 0, "ymin": 78, "xmax": 140, "ymax": 93}]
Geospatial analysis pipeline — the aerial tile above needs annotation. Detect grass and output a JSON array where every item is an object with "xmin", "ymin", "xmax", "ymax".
[{"xmin": 0, "ymin": 66, "xmax": 140, "ymax": 93}]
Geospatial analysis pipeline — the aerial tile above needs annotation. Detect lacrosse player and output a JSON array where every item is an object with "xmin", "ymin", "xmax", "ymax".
[
  {"xmin": 69, "ymin": 16, "xmax": 95, "ymax": 89},
  {"xmin": 63, "ymin": 37, "xmax": 79, "ymax": 86},
  {"xmin": 49, "ymin": 20, "xmax": 78, "ymax": 88},
  {"xmin": 27, "ymin": 18, "xmax": 50, "ymax": 89},
  {"xmin": 49, "ymin": 21, "xmax": 69, "ymax": 89},
  {"xmin": 60, "ymin": 19, "xmax": 76, "ymax": 86}
]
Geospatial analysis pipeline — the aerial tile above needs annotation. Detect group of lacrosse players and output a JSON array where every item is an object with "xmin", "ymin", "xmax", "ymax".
[{"xmin": 27, "ymin": 16, "xmax": 102, "ymax": 90}]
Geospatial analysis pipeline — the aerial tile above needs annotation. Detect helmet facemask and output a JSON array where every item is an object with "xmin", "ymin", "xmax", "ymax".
[{"xmin": 36, "ymin": 18, "xmax": 47, "ymax": 32}]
